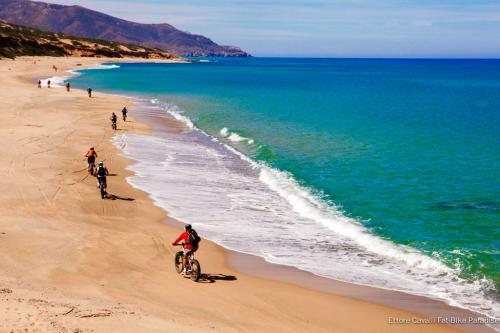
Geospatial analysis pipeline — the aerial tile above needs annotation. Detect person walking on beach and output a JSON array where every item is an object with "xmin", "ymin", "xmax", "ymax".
[
  {"xmin": 47, "ymin": 80, "xmax": 51, "ymax": 88},
  {"xmin": 172, "ymin": 224, "xmax": 201, "ymax": 274},
  {"xmin": 85, "ymin": 147, "xmax": 98, "ymax": 175},
  {"xmin": 37, "ymin": 80, "xmax": 42, "ymax": 88},
  {"xmin": 66, "ymin": 82, "xmax": 71, "ymax": 92},
  {"xmin": 121, "ymin": 106, "xmax": 128, "ymax": 121},
  {"xmin": 87, "ymin": 88, "xmax": 92, "ymax": 98}
]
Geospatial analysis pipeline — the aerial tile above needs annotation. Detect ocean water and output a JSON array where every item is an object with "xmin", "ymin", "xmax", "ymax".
[{"xmin": 69, "ymin": 58, "xmax": 500, "ymax": 322}]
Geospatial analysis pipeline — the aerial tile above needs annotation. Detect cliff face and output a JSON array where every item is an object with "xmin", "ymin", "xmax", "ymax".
[
  {"xmin": 0, "ymin": 0, "xmax": 251, "ymax": 57},
  {"xmin": 0, "ymin": 20, "xmax": 178, "ymax": 59}
]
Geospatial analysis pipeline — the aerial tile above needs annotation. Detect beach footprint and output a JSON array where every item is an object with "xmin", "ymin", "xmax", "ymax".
[{"xmin": 0, "ymin": 292, "xmax": 56, "ymax": 333}]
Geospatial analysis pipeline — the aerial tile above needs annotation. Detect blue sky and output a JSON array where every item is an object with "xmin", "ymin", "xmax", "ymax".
[{"xmin": 49, "ymin": 0, "xmax": 500, "ymax": 58}]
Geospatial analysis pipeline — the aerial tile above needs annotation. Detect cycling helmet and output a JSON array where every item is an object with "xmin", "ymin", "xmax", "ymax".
[
  {"xmin": 99, "ymin": 161, "xmax": 104, "ymax": 166},
  {"xmin": 90, "ymin": 146, "xmax": 94, "ymax": 150},
  {"xmin": 184, "ymin": 224, "xmax": 192, "ymax": 231}
]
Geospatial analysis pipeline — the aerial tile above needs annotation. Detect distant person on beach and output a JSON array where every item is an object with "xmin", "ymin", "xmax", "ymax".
[
  {"xmin": 121, "ymin": 106, "xmax": 128, "ymax": 121},
  {"xmin": 37, "ymin": 80, "xmax": 41, "ymax": 88},
  {"xmin": 66, "ymin": 82, "xmax": 71, "ymax": 92},
  {"xmin": 172, "ymin": 224, "xmax": 201, "ymax": 274},
  {"xmin": 47, "ymin": 80, "xmax": 51, "ymax": 88},
  {"xmin": 110, "ymin": 112, "xmax": 118, "ymax": 130},
  {"xmin": 53, "ymin": 65, "xmax": 58, "ymax": 72},
  {"xmin": 87, "ymin": 88, "xmax": 92, "ymax": 98}
]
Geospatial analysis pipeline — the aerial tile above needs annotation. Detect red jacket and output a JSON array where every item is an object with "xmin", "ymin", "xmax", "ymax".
[{"xmin": 172, "ymin": 231, "xmax": 193, "ymax": 249}]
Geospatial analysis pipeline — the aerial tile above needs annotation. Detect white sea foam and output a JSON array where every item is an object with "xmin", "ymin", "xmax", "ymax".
[
  {"xmin": 168, "ymin": 109, "xmax": 194, "ymax": 129},
  {"xmin": 220, "ymin": 127, "xmax": 229, "ymax": 137},
  {"xmin": 219, "ymin": 127, "xmax": 254, "ymax": 145},
  {"xmin": 40, "ymin": 63, "xmax": 118, "ymax": 88},
  {"xmin": 40, "ymin": 73, "xmax": 72, "ymax": 88},
  {"xmin": 228, "ymin": 132, "xmax": 246, "ymax": 142},
  {"xmin": 113, "ymin": 100, "xmax": 499, "ymax": 329},
  {"xmin": 85, "ymin": 63, "xmax": 121, "ymax": 70},
  {"xmin": 150, "ymin": 99, "xmax": 195, "ymax": 129}
]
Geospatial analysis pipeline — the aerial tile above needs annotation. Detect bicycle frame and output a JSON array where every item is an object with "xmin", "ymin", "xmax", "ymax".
[{"xmin": 175, "ymin": 244, "xmax": 195, "ymax": 270}]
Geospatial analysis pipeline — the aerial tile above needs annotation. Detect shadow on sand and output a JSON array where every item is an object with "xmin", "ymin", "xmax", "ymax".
[
  {"xmin": 107, "ymin": 194, "xmax": 135, "ymax": 201},
  {"xmin": 197, "ymin": 273, "xmax": 237, "ymax": 284}
]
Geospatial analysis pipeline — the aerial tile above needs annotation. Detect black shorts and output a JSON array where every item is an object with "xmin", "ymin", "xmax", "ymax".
[
  {"xmin": 87, "ymin": 156, "xmax": 95, "ymax": 164},
  {"xmin": 183, "ymin": 245, "xmax": 198, "ymax": 256}
]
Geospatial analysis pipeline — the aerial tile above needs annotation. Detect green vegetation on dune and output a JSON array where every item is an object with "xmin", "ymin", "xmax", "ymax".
[{"xmin": 0, "ymin": 21, "xmax": 178, "ymax": 59}]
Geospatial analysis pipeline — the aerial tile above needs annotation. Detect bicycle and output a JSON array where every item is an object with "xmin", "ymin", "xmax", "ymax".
[
  {"xmin": 122, "ymin": 113, "xmax": 127, "ymax": 122},
  {"xmin": 111, "ymin": 120, "xmax": 117, "ymax": 130},
  {"xmin": 87, "ymin": 161, "xmax": 96, "ymax": 176},
  {"xmin": 97, "ymin": 177, "xmax": 107, "ymax": 199},
  {"xmin": 174, "ymin": 244, "xmax": 201, "ymax": 282}
]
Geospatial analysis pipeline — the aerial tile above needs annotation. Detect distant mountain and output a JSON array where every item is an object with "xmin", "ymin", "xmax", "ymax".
[
  {"xmin": 0, "ymin": 20, "xmax": 178, "ymax": 59},
  {"xmin": 0, "ymin": 0, "xmax": 251, "ymax": 57}
]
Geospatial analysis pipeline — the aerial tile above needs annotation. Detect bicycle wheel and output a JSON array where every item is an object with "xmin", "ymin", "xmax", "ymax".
[
  {"xmin": 190, "ymin": 260, "xmax": 201, "ymax": 282},
  {"xmin": 98, "ymin": 180, "xmax": 106, "ymax": 199},
  {"xmin": 174, "ymin": 252, "xmax": 184, "ymax": 273}
]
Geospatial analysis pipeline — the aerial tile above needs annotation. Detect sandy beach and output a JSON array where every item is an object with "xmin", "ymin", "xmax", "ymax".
[{"xmin": 0, "ymin": 56, "xmax": 493, "ymax": 333}]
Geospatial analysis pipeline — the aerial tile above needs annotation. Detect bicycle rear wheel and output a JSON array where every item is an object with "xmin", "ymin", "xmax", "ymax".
[{"xmin": 190, "ymin": 260, "xmax": 201, "ymax": 282}]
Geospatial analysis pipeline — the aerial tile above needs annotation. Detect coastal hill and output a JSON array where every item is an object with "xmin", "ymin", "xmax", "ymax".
[
  {"xmin": 0, "ymin": 20, "xmax": 178, "ymax": 59},
  {"xmin": 0, "ymin": 0, "xmax": 251, "ymax": 57}
]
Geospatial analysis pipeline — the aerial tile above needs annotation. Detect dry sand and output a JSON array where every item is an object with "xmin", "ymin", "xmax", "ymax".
[{"xmin": 0, "ymin": 56, "xmax": 486, "ymax": 333}]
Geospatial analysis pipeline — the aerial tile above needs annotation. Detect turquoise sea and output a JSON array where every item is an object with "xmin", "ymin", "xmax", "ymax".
[{"xmin": 67, "ymin": 58, "xmax": 499, "ymax": 320}]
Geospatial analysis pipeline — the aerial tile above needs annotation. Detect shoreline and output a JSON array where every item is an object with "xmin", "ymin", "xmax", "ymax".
[
  {"xmin": 0, "ymin": 55, "xmax": 494, "ymax": 333},
  {"xmin": 124, "ymin": 91, "xmax": 498, "ymax": 333}
]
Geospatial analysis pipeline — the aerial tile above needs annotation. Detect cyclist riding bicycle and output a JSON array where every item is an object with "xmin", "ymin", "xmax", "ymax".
[
  {"xmin": 96, "ymin": 161, "xmax": 109, "ymax": 189},
  {"xmin": 110, "ymin": 112, "xmax": 118, "ymax": 130},
  {"xmin": 172, "ymin": 224, "xmax": 201, "ymax": 274},
  {"xmin": 85, "ymin": 147, "xmax": 98, "ymax": 174}
]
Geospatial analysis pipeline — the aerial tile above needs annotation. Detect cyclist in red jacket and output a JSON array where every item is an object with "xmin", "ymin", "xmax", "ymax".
[{"xmin": 172, "ymin": 224, "xmax": 200, "ymax": 274}]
